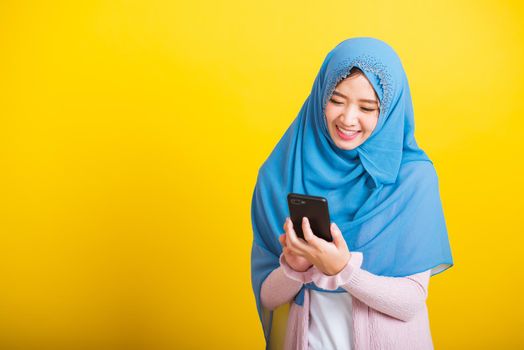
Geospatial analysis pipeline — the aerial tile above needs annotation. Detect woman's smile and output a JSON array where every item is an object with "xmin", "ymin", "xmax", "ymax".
[{"xmin": 335, "ymin": 125, "xmax": 361, "ymax": 141}]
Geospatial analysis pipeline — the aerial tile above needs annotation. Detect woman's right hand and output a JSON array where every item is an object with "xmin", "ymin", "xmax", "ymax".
[{"xmin": 279, "ymin": 218, "xmax": 313, "ymax": 272}]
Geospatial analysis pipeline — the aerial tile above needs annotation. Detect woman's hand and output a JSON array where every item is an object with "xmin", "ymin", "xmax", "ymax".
[
  {"xmin": 279, "ymin": 222, "xmax": 313, "ymax": 272},
  {"xmin": 283, "ymin": 217, "xmax": 351, "ymax": 276}
]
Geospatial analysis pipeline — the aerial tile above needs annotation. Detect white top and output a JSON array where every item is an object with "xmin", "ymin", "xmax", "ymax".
[{"xmin": 308, "ymin": 290, "xmax": 354, "ymax": 350}]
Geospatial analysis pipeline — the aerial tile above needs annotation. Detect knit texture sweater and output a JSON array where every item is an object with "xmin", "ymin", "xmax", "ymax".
[{"xmin": 260, "ymin": 252, "xmax": 434, "ymax": 349}]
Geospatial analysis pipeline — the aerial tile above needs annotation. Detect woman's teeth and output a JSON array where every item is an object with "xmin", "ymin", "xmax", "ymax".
[{"xmin": 337, "ymin": 126, "xmax": 360, "ymax": 135}]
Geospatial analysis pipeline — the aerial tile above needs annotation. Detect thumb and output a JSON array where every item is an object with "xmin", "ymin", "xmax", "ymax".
[{"xmin": 330, "ymin": 222, "xmax": 343, "ymax": 247}]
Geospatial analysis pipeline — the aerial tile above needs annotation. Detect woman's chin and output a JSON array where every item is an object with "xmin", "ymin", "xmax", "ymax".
[{"xmin": 337, "ymin": 143, "xmax": 358, "ymax": 150}]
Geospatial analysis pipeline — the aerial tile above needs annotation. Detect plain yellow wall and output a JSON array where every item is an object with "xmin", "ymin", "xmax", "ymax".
[{"xmin": 1, "ymin": 0, "xmax": 523, "ymax": 349}]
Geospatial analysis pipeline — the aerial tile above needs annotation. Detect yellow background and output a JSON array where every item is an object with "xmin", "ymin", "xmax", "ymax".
[{"xmin": 1, "ymin": 0, "xmax": 523, "ymax": 349}]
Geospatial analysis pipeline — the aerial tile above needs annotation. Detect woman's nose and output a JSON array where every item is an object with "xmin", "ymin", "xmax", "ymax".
[{"xmin": 340, "ymin": 108, "xmax": 359, "ymax": 125}]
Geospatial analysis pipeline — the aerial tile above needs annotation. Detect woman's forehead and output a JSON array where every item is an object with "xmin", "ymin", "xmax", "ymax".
[{"xmin": 334, "ymin": 75, "xmax": 380, "ymax": 104}]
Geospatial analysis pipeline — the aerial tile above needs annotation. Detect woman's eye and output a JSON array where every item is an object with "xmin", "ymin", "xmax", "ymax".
[
  {"xmin": 329, "ymin": 98, "xmax": 343, "ymax": 105},
  {"xmin": 330, "ymin": 98, "xmax": 376, "ymax": 112}
]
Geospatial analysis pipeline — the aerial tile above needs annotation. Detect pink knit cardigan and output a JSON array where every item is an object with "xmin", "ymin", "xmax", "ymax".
[{"xmin": 261, "ymin": 252, "xmax": 434, "ymax": 350}]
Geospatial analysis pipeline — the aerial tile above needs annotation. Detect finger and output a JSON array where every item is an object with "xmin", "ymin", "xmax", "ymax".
[
  {"xmin": 284, "ymin": 217, "xmax": 292, "ymax": 235},
  {"xmin": 331, "ymin": 222, "xmax": 346, "ymax": 248},
  {"xmin": 302, "ymin": 217, "xmax": 320, "ymax": 247},
  {"xmin": 283, "ymin": 217, "xmax": 289, "ymax": 231},
  {"xmin": 284, "ymin": 245, "xmax": 306, "ymax": 258},
  {"xmin": 282, "ymin": 233, "xmax": 288, "ymax": 247},
  {"xmin": 279, "ymin": 233, "xmax": 286, "ymax": 247},
  {"xmin": 285, "ymin": 217, "xmax": 312, "ymax": 253}
]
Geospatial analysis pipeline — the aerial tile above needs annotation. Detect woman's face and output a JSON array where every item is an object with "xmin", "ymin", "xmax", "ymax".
[{"xmin": 325, "ymin": 73, "xmax": 380, "ymax": 150}]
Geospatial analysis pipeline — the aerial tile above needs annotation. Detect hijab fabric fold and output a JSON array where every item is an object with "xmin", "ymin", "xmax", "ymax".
[{"xmin": 250, "ymin": 37, "xmax": 454, "ymax": 347}]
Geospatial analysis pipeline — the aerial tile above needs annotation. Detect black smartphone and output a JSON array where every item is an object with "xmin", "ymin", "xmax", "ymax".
[{"xmin": 287, "ymin": 193, "xmax": 332, "ymax": 242}]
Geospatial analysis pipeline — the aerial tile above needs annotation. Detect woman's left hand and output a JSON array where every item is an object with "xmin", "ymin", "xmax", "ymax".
[{"xmin": 284, "ymin": 217, "xmax": 351, "ymax": 276}]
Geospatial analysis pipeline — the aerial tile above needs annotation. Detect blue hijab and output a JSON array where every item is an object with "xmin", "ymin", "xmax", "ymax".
[{"xmin": 250, "ymin": 37, "xmax": 453, "ymax": 346}]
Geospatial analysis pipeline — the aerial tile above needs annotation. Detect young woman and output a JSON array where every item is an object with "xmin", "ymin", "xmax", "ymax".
[{"xmin": 250, "ymin": 37, "xmax": 453, "ymax": 350}]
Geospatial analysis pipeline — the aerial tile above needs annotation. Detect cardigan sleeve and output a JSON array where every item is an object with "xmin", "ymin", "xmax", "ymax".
[
  {"xmin": 260, "ymin": 253, "xmax": 315, "ymax": 311},
  {"xmin": 310, "ymin": 252, "xmax": 431, "ymax": 322}
]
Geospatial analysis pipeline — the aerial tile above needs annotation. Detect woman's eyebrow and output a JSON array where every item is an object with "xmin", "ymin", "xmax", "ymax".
[{"xmin": 332, "ymin": 90, "xmax": 378, "ymax": 104}]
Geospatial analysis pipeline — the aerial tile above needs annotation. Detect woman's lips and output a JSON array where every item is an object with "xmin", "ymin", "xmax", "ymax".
[{"xmin": 336, "ymin": 125, "xmax": 361, "ymax": 141}]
